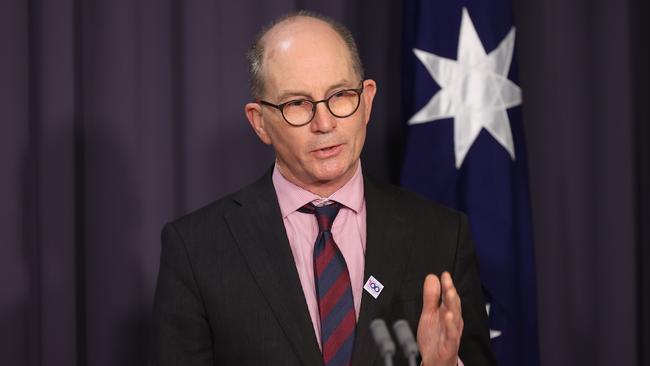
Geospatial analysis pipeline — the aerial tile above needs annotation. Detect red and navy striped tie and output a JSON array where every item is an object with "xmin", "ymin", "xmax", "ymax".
[{"xmin": 299, "ymin": 202, "xmax": 356, "ymax": 366}]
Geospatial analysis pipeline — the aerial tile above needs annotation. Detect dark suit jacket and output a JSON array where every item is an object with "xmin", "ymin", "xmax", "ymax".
[{"xmin": 150, "ymin": 169, "xmax": 496, "ymax": 365}]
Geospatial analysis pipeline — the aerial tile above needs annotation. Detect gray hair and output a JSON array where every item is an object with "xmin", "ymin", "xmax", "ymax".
[{"xmin": 246, "ymin": 10, "xmax": 365, "ymax": 100}]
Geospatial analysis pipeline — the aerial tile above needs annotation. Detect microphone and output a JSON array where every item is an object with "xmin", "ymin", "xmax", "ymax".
[
  {"xmin": 393, "ymin": 320, "xmax": 419, "ymax": 366},
  {"xmin": 370, "ymin": 319, "xmax": 396, "ymax": 366}
]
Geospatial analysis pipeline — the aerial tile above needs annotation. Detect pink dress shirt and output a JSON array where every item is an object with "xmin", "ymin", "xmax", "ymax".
[
  {"xmin": 272, "ymin": 162, "xmax": 464, "ymax": 366},
  {"xmin": 272, "ymin": 161, "xmax": 366, "ymax": 348}
]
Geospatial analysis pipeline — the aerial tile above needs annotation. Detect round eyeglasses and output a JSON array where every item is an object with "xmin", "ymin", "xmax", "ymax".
[{"xmin": 258, "ymin": 81, "xmax": 365, "ymax": 127}]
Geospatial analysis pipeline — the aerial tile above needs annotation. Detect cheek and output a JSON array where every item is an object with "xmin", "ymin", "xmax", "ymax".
[
  {"xmin": 350, "ymin": 124, "xmax": 367, "ymax": 152},
  {"xmin": 271, "ymin": 130, "xmax": 308, "ymax": 161}
]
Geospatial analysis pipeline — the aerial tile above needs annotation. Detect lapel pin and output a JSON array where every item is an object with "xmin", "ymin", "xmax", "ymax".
[{"xmin": 364, "ymin": 275, "xmax": 384, "ymax": 299}]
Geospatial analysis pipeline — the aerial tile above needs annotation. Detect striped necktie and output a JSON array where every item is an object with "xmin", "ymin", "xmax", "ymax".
[{"xmin": 299, "ymin": 202, "xmax": 356, "ymax": 366}]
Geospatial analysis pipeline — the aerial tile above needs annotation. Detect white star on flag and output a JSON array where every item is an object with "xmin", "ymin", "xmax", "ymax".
[
  {"xmin": 486, "ymin": 303, "xmax": 502, "ymax": 339},
  {"xmin": 408, "ymin": 7, "xmax": 522, "ymax": 168}
]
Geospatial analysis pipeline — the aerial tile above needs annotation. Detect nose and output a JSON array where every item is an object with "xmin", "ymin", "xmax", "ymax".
[{"xmin": 310, "ymin": 102, "xmax": 337, "ymax": 133}]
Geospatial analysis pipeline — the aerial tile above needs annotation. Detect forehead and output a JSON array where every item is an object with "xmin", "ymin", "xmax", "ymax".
[{"xmin": 261, "ymin": 17, "xmax": 357, "ymax": 95}]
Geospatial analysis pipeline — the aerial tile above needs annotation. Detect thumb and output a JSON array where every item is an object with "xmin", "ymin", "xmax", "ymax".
[{"xmin": 421, "ymin": 274, "xmax": 441, "ymax": 315}]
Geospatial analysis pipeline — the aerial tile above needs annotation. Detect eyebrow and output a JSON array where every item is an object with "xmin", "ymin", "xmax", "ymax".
[{"xmin": 275, "ymin": 80, "xmax": 353, "ymax": 102}]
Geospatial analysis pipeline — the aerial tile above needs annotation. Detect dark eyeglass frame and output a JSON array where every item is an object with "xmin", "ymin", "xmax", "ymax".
[{"xmin": 258, "ymin": 80, "xmax": 366, "ymax": 127}]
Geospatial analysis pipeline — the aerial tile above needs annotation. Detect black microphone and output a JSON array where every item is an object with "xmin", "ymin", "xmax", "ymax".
[
  {"xmin": 393, "ymin": 319, "xmax": 419, "ymax": 366},
  {"xmin": 370, "ymin": 319, "xmax": 396, "ymax": 366}
]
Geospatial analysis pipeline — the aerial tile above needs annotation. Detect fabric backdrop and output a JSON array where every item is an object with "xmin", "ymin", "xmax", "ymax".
[{"xmin": 0, "ymin": 0, "xmax": 646, "ymax": 365}]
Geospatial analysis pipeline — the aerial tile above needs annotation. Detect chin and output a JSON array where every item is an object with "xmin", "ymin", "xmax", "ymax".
[{"xmin": 312, "ymin": 161, "xmax": 355, "ymax": 184}]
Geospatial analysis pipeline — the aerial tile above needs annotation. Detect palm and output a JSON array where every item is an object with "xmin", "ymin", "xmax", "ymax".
[{"xmin": 416, "ymin": 273, "xmax": 463, "ymax": 366}]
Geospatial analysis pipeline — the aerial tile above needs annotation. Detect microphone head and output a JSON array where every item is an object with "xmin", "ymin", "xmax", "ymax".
[
  {"xmin": 392, "ymin": 319, "xmax": 420, "ymax": 358},
  {"xmin": 369, "ymin": 319, "xmax": 396, "ymax": 356}
]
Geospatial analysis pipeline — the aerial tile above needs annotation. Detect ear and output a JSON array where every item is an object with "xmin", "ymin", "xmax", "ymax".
[
  {"xmin": 245, "ymin": 102, "xmax": 273, "ymax": 145},
  {"xmin": 360, "ymin": 79, "xmax": 377, "ymax": 126}
]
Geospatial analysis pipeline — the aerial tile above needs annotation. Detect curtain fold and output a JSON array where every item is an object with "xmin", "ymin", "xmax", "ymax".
[
  {"xmin": 1, "ymin": 2, "xmax": 34, "ymax": 365},
  {"xmin": 0, "ymin": 1, "xmax": 644, "ymax": 365},
  {"xmin": 514, "ymin": 0, "xmax": 638, "ymax": 364}
]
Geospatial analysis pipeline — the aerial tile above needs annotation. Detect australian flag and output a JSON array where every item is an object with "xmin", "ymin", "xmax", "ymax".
[{"xmin": 400, "ymin": 1, "xmax": 539, "ymax": 365}]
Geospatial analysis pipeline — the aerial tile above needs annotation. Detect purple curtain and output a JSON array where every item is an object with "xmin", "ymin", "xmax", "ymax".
[
  {"xmin": 514, "ymin": 0, "xmax": 643, "ymax": 364},
  {"xmin": 0, "ymin": 0, "xmax": 645, "ymax": 365}
]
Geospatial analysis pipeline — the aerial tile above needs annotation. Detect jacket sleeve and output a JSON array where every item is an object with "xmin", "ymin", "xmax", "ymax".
[
  {"xmin": 150, "ymin": 223, "xmax": 214, "ymax": 366},
  {"xmin": 453, "ymin": 213, "xmax": 498, "ymax": 366}
]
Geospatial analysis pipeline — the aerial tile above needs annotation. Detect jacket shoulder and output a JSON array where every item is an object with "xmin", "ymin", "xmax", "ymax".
[
  {"xmin": 163, "ymin": 171, "xmax": 274, "ymax": 242},
  {"xmin": 365, "ymin": 177, "xmax": 465, "ymax": 223}
]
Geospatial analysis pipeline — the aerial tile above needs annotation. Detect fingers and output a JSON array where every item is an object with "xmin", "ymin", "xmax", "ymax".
[
  {"xmin": 439, "ymin": 274, "xmax": 462, "ymax": 359},
  {"xmin": 421, "ymin": 274, "xmax": 441, "ymax": 314},
  {"xmin": 422, "ymin": 272, "xmax": 462, "ymax": 315},
  {"xmin": 441, "ymin": 309, "xmax": 462, "ymax": 355},
  {"xmin": 440, "ymin": 272, "xmax": 463, "ymax": 351},
  {"xmin": 441, "ymin": 273, "xmax": 461, "ymax": 310},
  {"xmin": 441, "ymin": 271, "xmax": 453, "ymax": 292}
]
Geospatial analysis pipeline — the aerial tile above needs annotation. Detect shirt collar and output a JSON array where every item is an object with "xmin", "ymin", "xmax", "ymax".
[{"xmin": 272, "ymin": 161, "xmax": 364, "ymax": 218}]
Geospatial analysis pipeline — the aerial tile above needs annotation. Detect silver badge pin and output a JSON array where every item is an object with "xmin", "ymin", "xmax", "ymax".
[{"xmin": 364, "ymin": 275, "xmax": 384, "ymax": 299}]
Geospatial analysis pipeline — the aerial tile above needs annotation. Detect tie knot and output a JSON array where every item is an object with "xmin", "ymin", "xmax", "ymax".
[{"xmin": 299, "ymin": 202, "xmax": 342, "ymax": 232}]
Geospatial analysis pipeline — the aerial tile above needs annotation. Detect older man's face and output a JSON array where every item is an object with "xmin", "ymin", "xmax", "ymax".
[{"xmin": 246, "ymin": 18, "xmax": 376, "ymax": 195}]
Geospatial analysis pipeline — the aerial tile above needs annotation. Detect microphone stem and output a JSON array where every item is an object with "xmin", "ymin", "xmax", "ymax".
[
  {"xmin": 407, "ymin": 355, "xmax": 417, "ymax": 366},
  {"xmin": 383, "ymin": 355, "xmax": 394, "ymax": 366}
]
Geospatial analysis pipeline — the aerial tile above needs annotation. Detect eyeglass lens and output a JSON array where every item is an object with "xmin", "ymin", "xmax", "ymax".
[{"xmin": 283, "ymin": 89, "xmax": 360, "ymax": 125}]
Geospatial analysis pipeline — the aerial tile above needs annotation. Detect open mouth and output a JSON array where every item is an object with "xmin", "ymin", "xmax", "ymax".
[
  {"xmin": 318, "ymin": 145, "xmax": 339, "ymax": 152},
  {"xmin": 312, "ymin": 144, "xmax": 343, "ymax": 157}
]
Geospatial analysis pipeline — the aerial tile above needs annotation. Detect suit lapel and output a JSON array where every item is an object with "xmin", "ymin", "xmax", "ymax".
[
  {"xmin": 223, "ymin": 171, "xmax": 413, "ymax": 366},
  {"xmin": 351, "ymin": 177, "xmax": 415, "ymax": 366},
  {"xmin": 224, "ymin": 171, "xmax": 323, "ymax": 366}
]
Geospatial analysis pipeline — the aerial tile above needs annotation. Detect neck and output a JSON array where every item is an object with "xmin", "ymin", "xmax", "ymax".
[{"xmin": 276, "ymin": 161, "xmax": 359, "ymax": 198}]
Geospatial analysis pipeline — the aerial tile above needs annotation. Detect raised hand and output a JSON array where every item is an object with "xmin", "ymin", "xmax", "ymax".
[{"xmin": 416, "ymin": 272, "xmax": 463, "ymax": 366}]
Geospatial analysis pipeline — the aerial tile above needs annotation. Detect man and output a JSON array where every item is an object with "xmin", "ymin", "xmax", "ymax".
[{"xmin": 151, "ymin": 11, "xmax": 495, "ymax": 366}]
